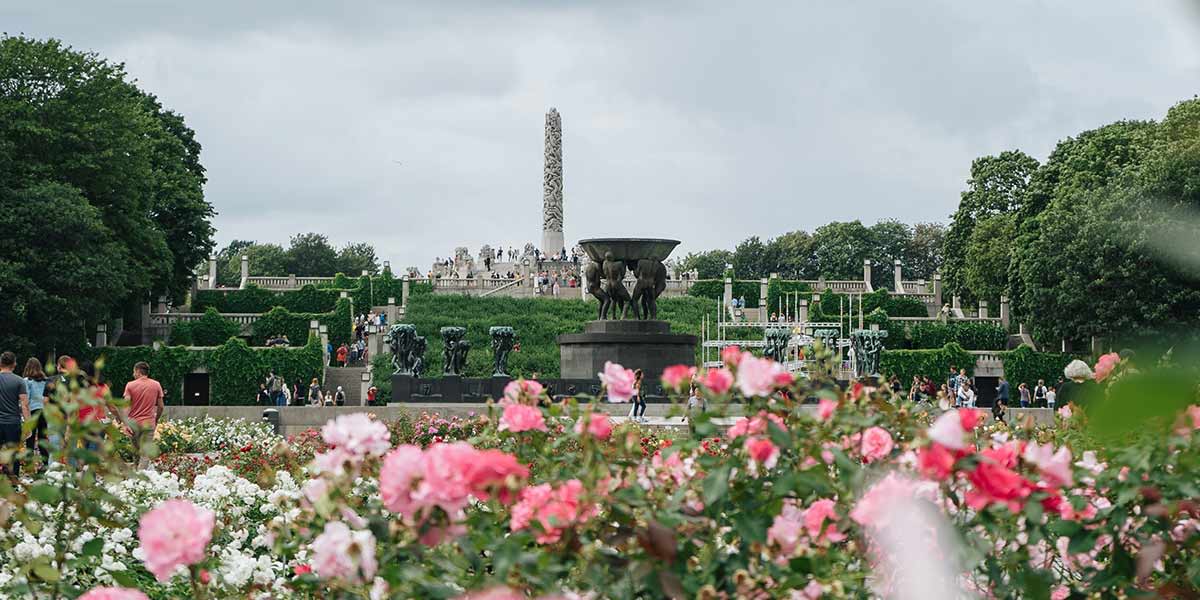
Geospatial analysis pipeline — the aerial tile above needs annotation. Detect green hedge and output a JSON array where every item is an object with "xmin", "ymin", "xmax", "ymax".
[
  {"xmin": 904, "ymin": 321, "xmax": 1007, "ymax": 351},
  {"xmin": 395, "ymin": 294, "xmax": 714, "ymax": 379},
  {"xmin": 880, "ymin": 343, "xmax": 975, "ymax": 385},
  {"xmin": 1001, "ymin": 346, "xmax": 1074, "ymax": 388},
  {"xmin": 193, "ymin": 284, "xmax": 342, "ymax": 314},
  {"xmin": 169, "ymin": 308, "xmax": 240, "ymax": 346},
  {"xmin": 687, "ymin": 280, "xmax": 761, "ymax": 308},
  {"xmin": 250, "ymin": 298, "xmax": 353, "ymax": 351},
  {"xmin": 88, "ymin": 335, "xmax": 323, "ymax": 405}
]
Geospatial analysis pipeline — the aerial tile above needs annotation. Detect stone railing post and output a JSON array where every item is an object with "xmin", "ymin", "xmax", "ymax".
[
  {"xmin": 893, "ymin": 260, "xmax": 903, "ymax": 293},
  {"xmin": 288, "ymin": 273, "xmax": 297, "ymax": 288},
  {"xmin": 401, "ymin": 277, "xmax": 410, "ymax": 307},
  {"xmin": 387, "ymin": 297, "xmax": 397, "ymax": 325},
  {"xmin": 951, "ymin": 295, "xmax": 961, "ymax": 316},
  {"xmin": 999, "ymin": 296, "xmax": 1011, "ymax": 330},
  {"xmin": 978, "ymin": 300, "xmax": 989, "ymax": 319},
  {"xmin": 383, "ymin": 261, "xmax": 391, "ymax": 274},
  {"xmin": 723, "ymin": 277, "xmax": 733, "ymax": 309},
  {"xmin": 95, "ymin": 324, "xmax": 108, "ymax": 348},
  {"xmin": 799, "ymin": 300, "xmax": 809, "ymax": 325},
  {"xmin": 319, "ymin": 325, "xmax": 330, "ymax": 366},
  {"xmin": 207, "ymin": 256, "xmax": 217, "ymax": 289},
  {"xmin": 239, "ymin": 255, "xmax": 249, "ymax": 289},
  {"xmin": 932, "ymin": 273, "xmax": 943, "ymax": 308},
  {"xmin": 759, "ymin": 278, "xmax": 769, "ymax": 322},
  {"xmin": 863, "ymin": 259, "xmax": 873, "ymax": 291}
]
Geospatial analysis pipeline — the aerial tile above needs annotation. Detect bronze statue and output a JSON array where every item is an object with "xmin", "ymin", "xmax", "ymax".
[
  {"xmin": 583, "ymin": 261, "xmax": 610, "ymax": 320},
  {"xmin": 630, "ymin": 258, "xmax": 667, "ymax": 320},
  {"xmin": 384, "ymin": 324, "xmax": 425, "ymax": 376},
  {"xmin": 602, "ymin": 251, "xmax": 632, "ymax": 320},
  {"xmin": 764, "ymin": 327, "xmax": 790, "ymax": 362},
  {"xmin": 441, "ymin": 327, "xmax": 471, "ymax": 376},
  {"xmin": 490, "ymin": 326, "xmax": 516, "ymax": 377}
]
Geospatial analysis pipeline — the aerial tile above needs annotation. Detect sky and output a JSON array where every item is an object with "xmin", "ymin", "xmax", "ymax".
[{"xmin": 5, "ymin": 1, "xmax": 1200, "ymax": 270}]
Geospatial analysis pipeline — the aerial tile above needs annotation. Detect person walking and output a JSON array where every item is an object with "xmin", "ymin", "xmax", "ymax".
[
  {"xmin": 22, "ymin": 358, "xmax": 49, "ymax": 472},
  {"xmin": 307, "ymin": 379, "xmax": 323, "ymax": 406},
  {"xmin": 0, "ymin": 352, "xmax": 30, "ymax": 479},
  {"xmin": 995, "ymin": 376, "xmax": 1010, "ymax": 409},
  {"xmin": 334, "ymin": 386, "xmax": 346, "ymax": 407},
  {"xmin": 1018, "ymin": 382, "xmax": 1031, "ymax": 408},
  {"xmin": 336, "ymin": 344, "xmax": 348, "ymax": 367},
  {"xmin": 266, "ymin": 370, "xmax": 285, "ymax": 406},
  {"xmin": 631, "ymin": 369, "xmax": 647, "ymax": 423},
  {"xmin": 280, "ymin": 381, "xmax": 292, "ymax": 406},
  {"xmin": 122, "ymin": 361, "xmax": 164, "ymax": 469},
  {"xmin": 1046, "ymin": 386, "xmax": 1057, "ymax": 410},
  {"xmin": 1033, "ymin": 379, "xmax": 1048, "ymax": 408}
]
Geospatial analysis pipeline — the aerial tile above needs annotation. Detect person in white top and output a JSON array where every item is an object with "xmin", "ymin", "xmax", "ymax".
[{"xmin": 1046, "ymin": 387, "xmax": 1057, "ymax": 409}]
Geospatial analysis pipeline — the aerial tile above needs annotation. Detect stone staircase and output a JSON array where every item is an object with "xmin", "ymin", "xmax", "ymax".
[{"xmin": 322, "ymin": 366, "xmax": 369, "ymax": 406}]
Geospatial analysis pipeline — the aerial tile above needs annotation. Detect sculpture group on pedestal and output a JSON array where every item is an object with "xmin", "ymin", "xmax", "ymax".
[
  {"xmin": 763, "ymin": 327, "xmax": 791, "ymax": 363},
  {"xmin": 384, "ymin": 324, "xmax": 427, "ymax": 376},
  {"xmin": 850, "ymin": 329, "xmax": 888, "ymax": 378},
  {"xmin": 489, "ymin": 326, "xmax": 516, "ymax": 377},
  {"xmin": 441, "ymin": 327, "xmax": 471, "ymax": 376},
  {"xmin": 586, "ymin": 252, "xmax": 668, "ymax": 321}
]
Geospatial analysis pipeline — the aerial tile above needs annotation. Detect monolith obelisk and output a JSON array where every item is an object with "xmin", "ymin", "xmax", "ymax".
[{"xmin": 541, "ymin": 108, "xmax": 564, "ymax": 258}]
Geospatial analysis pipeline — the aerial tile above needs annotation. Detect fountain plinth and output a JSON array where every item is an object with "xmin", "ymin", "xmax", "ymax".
[{"xmin": 558, "ymin": 238, "xmax": 697, "ymax": 382}]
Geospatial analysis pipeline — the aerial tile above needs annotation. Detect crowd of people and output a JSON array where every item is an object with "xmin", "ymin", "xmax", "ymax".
[{"xmin": 0, "ymin": 351, "xmax": 164, "ymax": 478}]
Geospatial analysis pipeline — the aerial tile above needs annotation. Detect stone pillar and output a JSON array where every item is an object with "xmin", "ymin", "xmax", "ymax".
[
  {"xmin": 359, "ymin": 370, "xmax": 371, "ymax": 407},
  {"xmin": 239, "ymin": 255, "xmax": 249, "ymax": 289},
  {"xmin": 387, "ymin": 297, "xmax": 397, "ymax": 325},
  {"xmin": 799, "ymin": 300, "xmax": 809, "ymax": 325},
  {"xmin": 723, "ymin": 277, "xmax": 733, "ymax": 309},
  {"xmin": 978, "ymin": 300, "xmax": 989, "ymax": 319},
  {"xmin": 207, "ymin": 257, "xmax": 217, "ymax": 289},
  {"xmin": 95, "ymin": 324, "xmax": 108, "ymax": 348},
  {"xmin": 288, "ymin": 274, "xmax": 297, "ymax": 288},
  {"xmin": 1000, "ymin": 296, "xmax": 1011, "ymax": 330},
  {"xmin": 863, "ymin": 260, "xmax": 872, "ymax": 290},
  {"xmin": 759, "ymin": 278, "xmax": 769, "ymax": 322},
  {"xmin": 932, "ymin": 273, "xmax": 943, "ymax": 308},
  {"xmin": 309, "ymin": 320, "xmax": 320, "ymax": 345},
  {"xmin": 383, "ymin": 261, "xmax": 391, "ymax": 274},
  {"xmin": 951, "ymin": 295, "xmax": 961, "ymax": 311},
  {"xmin": 893, "ymin": 260, "xmax": 903, "ymax": 293},
  {"xmin": 155, "ymin": 296, "xmax": 168, "ymax": 314},
  {"xmin": 319, "ymin": 325, "xmax": 330, "ymax": 366},
  {"xmin": 541, "ymin": 108, "xmax": 565, "ymax": 258},
  {"xmin": 401, "ymin": 277, "xmax": 410, "ymax": 307}
]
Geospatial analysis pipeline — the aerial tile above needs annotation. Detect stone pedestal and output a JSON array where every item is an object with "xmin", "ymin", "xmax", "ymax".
[{"xmin": 557, "ymin": 320, "xmax": 697, "ymax": 383}]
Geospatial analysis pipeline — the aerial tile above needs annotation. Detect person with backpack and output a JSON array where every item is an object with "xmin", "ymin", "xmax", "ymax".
[
  {"xmin": 22, "ymin": 358, "xmax": 49, "ymax": 472},
  {"xmin": 0, "ymin": 352, "xmax": 30, "ymax": 478},
  {"xmin": 334, "ymin": 386, "xmax": 346, "ymax": 407},
  {"xmin": 266, "ymin": 370, "xmax": 285, "ymax": 407},
  {"xmin": 1033, "ymin": 379, "xmax": 1049, "ymax": 408}
]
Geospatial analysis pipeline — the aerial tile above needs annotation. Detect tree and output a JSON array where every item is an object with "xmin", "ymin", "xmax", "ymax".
[
  {"xmin": 866, "ymin": 220, "xmax": 912, "ymax": 290},
  {"xmin": 218, "ymin": 243, "xmax": 289, "ymax": 285},
  {"xmin": 771, "ymin": 230, "xmax": 816, "ymax": 279},
  {"xmin": 732, "ymin": 236, "xmax": 781, "ymax": 280},
  {"xmin": 286, "ymin": 233, "xmax": 339, "ymax": 277},
  {"xmin": 961, "ymin": 214, "xmax": 1015, "ymax": 305},
  {"xmin": 906, "ymin": 222, "xmax": 946, "ymax": 280},
  {"xmin": 337, "ymin": 242, "xmax": 380, "ymax": 276},
  {"xmin": 679, "ymin": 250, "xmax": 733, "ymax": 279},
  {"xmin": 942, "ymin": 150, "xmax": 1039, "ymax": 302},
  {"xmin": 214, "ymin": 240, "xmax": 255, "ymax": 287},
  {"xmin": 0, "ymin": 35, "xmax": 214, "ymax": 354},
  {"xmin": 810, "ymin": 221, "xmax": 874, "ymax": 281},
  {"xmin": 0, "ymin": 183, "xmax": 129, "ymax": 357}
]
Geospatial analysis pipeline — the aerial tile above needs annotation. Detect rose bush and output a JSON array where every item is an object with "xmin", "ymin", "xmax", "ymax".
[{"xmin": 1, "ymin": 351, "xmax": 1198, "ymax": 598}]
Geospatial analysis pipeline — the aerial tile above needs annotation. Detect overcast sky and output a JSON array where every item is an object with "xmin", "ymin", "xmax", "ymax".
[{"xmin": 5, "ymin": 1, "xmax": 1200, "ymax": 269}]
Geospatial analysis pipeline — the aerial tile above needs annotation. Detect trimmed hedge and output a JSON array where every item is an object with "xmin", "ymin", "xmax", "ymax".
[
  {"xmin": 1001, "ymin": 346, "xmax": 1074, "ymax": 388},
  {"xmin": 394, "ymin": 294, "xmax": 715, "ymax": 379},
  {"xmin": 88, "ymin": 334, "xmax": 323, "ymax": 405},
  {"xmin": 905, "ymin": 321, "xmax": 1007, "ymax": 351},
  {"xmin": 169, "ymin": 308, "xmax": 240, "ymax": 346},
  {"xmin": 687, "ymin": 280, "xmax": 761, "ymax": 308},
  {"xmin": 880, "ymin": 343, "xmax": 975, "ymax": 385},
  {"xmin": 193, "ymin": 284, "xmax": 341, "ymax": 314}
]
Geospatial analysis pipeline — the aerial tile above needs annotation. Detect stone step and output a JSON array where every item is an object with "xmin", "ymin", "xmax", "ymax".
[{"xmin": 322, "ymin": 366, "xmax": 369, "ymax": 405}]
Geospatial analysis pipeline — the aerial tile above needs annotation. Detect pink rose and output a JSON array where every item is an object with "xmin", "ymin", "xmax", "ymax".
[
  {"xmin": 454, "ymin": 588, "xmax": 525, "ymax": 600},
  {"xmin": 463, "ymin": 449, "xmax": 529, "ymax": 504},
  {"xmin": 310, "ymin": 521, "xmax": 378, "ymax": 583},
  {"xmin": 138, "ymin": 499, "xmax": 214, "ymax": 582},
  {"xmin": 1050, "ymin": 586, "xmax": 1070, "ymax": 600},
  {"xmin": 419, "ymin": 443, "xmax": 481, "ymax": 514},
  {"xmin": 859, "ymin": 427, "xmax": 894, "ymax": 463},
  {"xmin": 700, "ymin": 368, "xmax": 734, "ymax": 395},
  {"xmin": 661, "ymin": 364, "xmax": 697, "ymax": 392},
  {"xmin": 502, "ymin": 379, "xmax": 544, "ymax": 405},
  {"xmin": 574, "ymin": 412, "xmax": 612, "ymax": 441},
  {"xmin": 803, "ymin": 498, "xmax": 845, "ymax": 543},
  {"xmin": 1093, "ymin": 352, "xmax": 1120, "ymax": 382},
  {"xmin": 801, "ymin": 581, "xmax": 824, "ymax": 599},
  {"xmin": 851, "ymin": 473, "xmax": 925, "ymax": 529},
  {"xmin": 727, "ymin": 411, "xmax": 786, "ymax": 440},
  {"xmin": 736, "ymin": 355, "xmax": 786, "ymax": 397},
  {"xmin": 928, "ymin": 410, "xmax": 968, "ymax": 451},
  {"xmin": 965, "ymin": 451, "xmax": 1033, "ymax": 513},
  {"xmin": 767, "ymin": 500, "xmax": 805, "ymax": 556},
  {"xmin": 746, "ymin": 437, "xmax": 780, "ymax": 472},
  {"xmin": 816, "ymin": 398, "xmax": 837, "ymax": 421},
  {"xmin": 500, "ymin": 403, "xmax": 548, "ymax": 433},
  {"xmin": 1057, "ymin": 405, "xmax": 1073, "ymax": 420},
  {"xmin": 379, "ymin": 444, "xmax": 426, "ymax": 517},
  {"xmin": 78, "ymin": 588, "xmax": 150, "ymax": 600},
  {"xmin": 510, "ymin": 479, "xmax": 590, "ymax": 544},
  {"xmin": 958, "ymin": 408, "xmax": 983, "ymax": 431},
  {"xmin": 721, "ymin": 345, "xmax": 743, "ymax": 366},
  {"xmin": 321, "ymin": 413, "xmax": 391, "ymax": 458},
  {"xmin": 1186, "ymin": 405, "xmax": 1200, "ymax": 430},
  {"xmin": 917, "ymin": 443, "xmax": 957, "ymax": 481},
  {"xmin": 598, "ymin": 361, "xmax": 636, "ymax": 403},
  {"xmin": 1022, "ymin": 442, "xmax": 1074, "ymax": 488}
]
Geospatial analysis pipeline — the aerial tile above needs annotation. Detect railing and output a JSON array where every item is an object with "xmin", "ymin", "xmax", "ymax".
[
  {"xmin": 148, "ymin": 312, "xmax": 262, "ymax": 328},
  {"xmin": 243, "ymin": 276, "xmax": 336, "ymax": 290},
  {"xmin": 432, "ymin": 277, "xmax": 524, "ymax": 290},
  {"xmin": 901, "ymin": 280, "xmax": 930, "ymax": 293},
  {"xmin": 480, "ymin": 276, "xmax": 525, "ymax": 297}
]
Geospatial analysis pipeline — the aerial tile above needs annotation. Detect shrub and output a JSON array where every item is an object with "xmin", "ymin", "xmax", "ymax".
[
  {"xmin": 1002, "ymin": 345, "xmax": 1075, "ymax": 388},
  {"xmin": 765, "ymin": 279, "xmax": 811, "ymax": 317},
  {"xmin": 880, "ymin": 342, "xmax": 974, "ymax": 384},
  {"xmin": 687, "ymin": 279, "xmax": 761, "ymax": 308},
  {"xmin": 189, "ymin": 307, "xmax": 241, "ymax": 346}
]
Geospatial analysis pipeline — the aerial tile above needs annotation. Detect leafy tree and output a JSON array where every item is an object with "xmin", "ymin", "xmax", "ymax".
[
  {"xmin": 942, "ymin": 151, "xmax": 1038, "ymax": 302},
  {"xmin": 337, "ymin": 242, "xmax": 380, "ymax": 276},
  {"xmin": 732, "ymin": 236, "xmax": 780, "ymax": 279},
  {"xmin": 961, "ymin": 213, "xmax": 1015, "ymax": 305},
  {"xmin": 213, "ymin": 240, "xmax": 255, "ymax": 287},
  {"xmin": 810, "ymin": 220, "xmax": 874, "ymax": 280},
  {"xmin": 866, "ymin": 220, "xmax": 912, "ymax": 290},
  {"xmin": 218, "ymin": 243, "xmax": 289, "ymax": 285},
  {"xmin": 905, "ymin": 222, "xmax": 945, "ymax": 280},
  {"xmin": 771, "ymin": 230, "xmax": 816, "ymax": 279},
  {"xmin": 286, "ymin": 233, "xmax": 339, "ymax": 277},
  {"xmin": 679, "ymin": 250, "xmax": 733, "ymax": 279},
  {"xmin": 0, "ymin": 183, "xmax": 129, "ymax": 357},
  {"xmin": 0, "ymin": 36, "xmax": 213, "ymax": 354}
]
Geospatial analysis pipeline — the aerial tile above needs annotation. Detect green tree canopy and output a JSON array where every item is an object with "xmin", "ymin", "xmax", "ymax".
[
  {"xmin": 337, "ymin": 242, "xmax": 380, "ymax": 276},
  {"xmin": 286, "ymin": 233, "xmax": 339, "ymax": 277},
  {"xmin": 679, "ymin": 250, "xmax": 733, "ymax": 279}
]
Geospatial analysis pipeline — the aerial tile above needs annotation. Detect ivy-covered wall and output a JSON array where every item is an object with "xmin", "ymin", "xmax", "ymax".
[
  {"xmin": 169, "ymin": 308, "xmax": 240, "ymax": 346},
  {"xmin": 88, "ymin": 334, "xmax": 323, "ymax": 405},
  {"xmin": 193, "ymin": 284, "xmax": 342, "ymax": 314},
  {"xmin": 687, "ymin": 280, "xmax": 762, "ymax": 308},
  {"xmin": 249, "ymin": 297, "xmax": 353, "ymax": 350},
  {"xmin": 879, "ymin": 343, "xmax": 975, "ymax": 384},
  {"xmin": 1000, "ymin": 346, "xmax": 1075, "ymax": 388}
]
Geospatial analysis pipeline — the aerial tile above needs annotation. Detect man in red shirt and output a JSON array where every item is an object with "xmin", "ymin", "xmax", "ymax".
[{"xmin": 123, "ymin": 361, "xmax": 164, "ymax": 468}]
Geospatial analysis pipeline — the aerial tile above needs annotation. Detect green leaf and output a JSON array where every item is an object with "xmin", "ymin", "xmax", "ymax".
[
  {"xmin": 28, "ymin": 484, "xmax": 61, "ymax": 505},
  {"xmin": 31, "ymin": 561, "xmax": 60, "ymax": 583},
  {"xmin": 703, "ymin": 464, "xmax": 732, "ymax": 505},
  {"xmin": 81, "ymin": 538, "xmax": 104, "ymax": 558}
]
